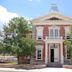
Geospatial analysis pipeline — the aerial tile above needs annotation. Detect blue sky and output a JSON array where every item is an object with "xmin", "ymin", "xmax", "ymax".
[
  {"xmin": 0, "ymin": 0, "xmax": 72, "ymax": 18},
  {"xmin": 0, "ymin": 0, "xmax": 72, "ymax": 29}
]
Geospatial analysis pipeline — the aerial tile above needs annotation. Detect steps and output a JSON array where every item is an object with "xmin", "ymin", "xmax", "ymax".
[{"xmin": 46, "ymin": 63, "xmax": 62, "ymax": 67}]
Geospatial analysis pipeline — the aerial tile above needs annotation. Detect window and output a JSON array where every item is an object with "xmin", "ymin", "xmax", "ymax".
[
  {"xmin": 49, "ymin": 27, "xmax": 59, "ymax": 38},
  {"xmin": 37, "ymin": 30, "xmax": 43, "ymax": 39},
  {"xmin": 37, "ymin": 50, "xmax": 41, "ymax": 59},
  {"xmin": 36, "ymin": 27, "xmax": 43, "ymax": 40},
  {"xmin": 64, "ymin": 27, "xmax": 70, "ymax": 38},
  {"xmin": 49, "ymin": 29, "xmax": 53, "ymax": 38},
  {"xmin": 55, "ymin": 29, "xmax": 59, "ymax": 37},
  {"xmin": 38, "ymin": 36, "xmax": 42, "ymax": 40},
  {"xmin": 36, "ymin": 45, "xmax": 43, "ymax": 60}
]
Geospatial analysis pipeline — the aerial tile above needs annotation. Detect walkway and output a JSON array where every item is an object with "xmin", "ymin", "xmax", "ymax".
[{"xmin": 0, "ymin": 68, "xmax": 71, "ymax": 72}]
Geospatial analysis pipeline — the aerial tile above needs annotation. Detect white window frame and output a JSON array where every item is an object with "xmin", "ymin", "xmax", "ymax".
[
  {"xmin": 36, "ymin": 27, "xmax": 43, "ymax": 40},
  {"xmin": 36, "ymin": 45, "xmax": 43, "ymax": 60},
  {"xmin": 49, "ymin": 26, "xmax": 60, "ymax": 38},
  {"xmin": 64, "ymin": 26, "xmax": 70, "ymax": 37}
]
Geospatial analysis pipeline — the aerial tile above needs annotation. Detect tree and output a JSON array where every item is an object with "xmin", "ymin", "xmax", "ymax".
[
  {"xmin": 1, "ymin": 17, "xmax": 35, "ymax": 64},
  {"xmin": 64, "ymin": 40, "xmax": 72, "ymax": 59},
  {"xmin": 64, "ymin": 25, "xmax": 72, "ymax": 61}
]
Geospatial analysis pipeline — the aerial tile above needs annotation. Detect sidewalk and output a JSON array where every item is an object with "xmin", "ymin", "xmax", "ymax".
[
  {"xmin": 0, "ymin": 68, "xmax": 71, "ymax": 72},
  {"xmin": 0, "ymin": 64, "xmax": 71, "ymax": 72},
  {"xmin": 0, "ymin": 68, "xmax": 26, "ymax": 72}
]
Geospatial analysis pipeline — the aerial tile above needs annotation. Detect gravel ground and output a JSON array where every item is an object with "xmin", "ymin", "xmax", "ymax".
[{"xmin": 0, "ymin": 68, "xmax": 71, "ymax": 72}]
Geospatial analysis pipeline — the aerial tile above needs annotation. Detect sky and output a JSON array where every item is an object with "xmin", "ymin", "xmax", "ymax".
[{"xmin": 0, "ymin": 0, "xmax": 72, "ymax": 30}]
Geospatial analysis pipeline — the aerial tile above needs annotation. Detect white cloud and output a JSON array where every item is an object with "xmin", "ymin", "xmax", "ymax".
[
  {"xmin": 28, "ymin": 0, "xmax": 41, "ymax": 2},
  {"xmin": 0, "ymin": 5, "xmax": 18, "ymax": 24},
  {"xmin": 0, "ymin": 5, "xmax": 32, "ymax": 30}
]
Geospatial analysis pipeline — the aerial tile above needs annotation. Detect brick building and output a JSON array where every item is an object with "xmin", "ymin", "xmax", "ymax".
[{"xmin": 31, "ymin": 4, "xmax": 72, "ymax": 65}]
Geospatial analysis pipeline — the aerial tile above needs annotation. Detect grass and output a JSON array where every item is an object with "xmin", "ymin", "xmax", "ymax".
[{"xmin": 4, "ymin": 61, "xmax": 17, "ymax": 64}]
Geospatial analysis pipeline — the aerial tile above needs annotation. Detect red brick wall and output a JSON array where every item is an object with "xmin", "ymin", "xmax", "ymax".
[
  {"xmin": 43, "ymin": 43, "xmax": 45, "ymax": 61},
  {"xmin": 43, "ymin": 25, "xmax": 48, "ymax": 39},
  {"xmin": 19, "ymin": 56, "xmax": 30, "ymax": 64},
  {"xmin": 60, "ymin": 25, "xmax": 65, "ymax": 38}
]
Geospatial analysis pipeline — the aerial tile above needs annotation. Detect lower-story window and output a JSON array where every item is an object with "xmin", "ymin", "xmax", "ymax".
[
  {"xmin": 36, "ymin": 45, "xmax": 43, "ymax": 60},
  {"xmin": 37, "ymin": 50, "xmax": 41, "ymax": 59}
]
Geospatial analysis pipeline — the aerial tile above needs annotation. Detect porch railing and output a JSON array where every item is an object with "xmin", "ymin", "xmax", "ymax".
[{"xmin": 45, "ymin": 36, "xmax": 63, "ymax": 40}]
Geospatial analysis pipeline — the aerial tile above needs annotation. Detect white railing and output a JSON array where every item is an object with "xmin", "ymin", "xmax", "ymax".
[{"xmin": 45, "ymin": 36, "xmax": 63, "ymax": 40}]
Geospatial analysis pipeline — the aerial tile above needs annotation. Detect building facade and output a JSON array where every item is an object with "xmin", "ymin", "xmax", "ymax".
[{"xmin": 31, "ymin": 6, "xmax": 72, "ymax": 65}]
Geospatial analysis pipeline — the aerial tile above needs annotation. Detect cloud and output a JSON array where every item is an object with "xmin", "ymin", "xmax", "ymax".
[
  {"xmin": 0, "ymin": 5, "xmax": 32, "ymax": 30},
  {"xmin": 28, "ymin": 0, "xmax": 41, "ymax": 2},
  {"xmin": 0, "ymin": 5, "xmax": 18, "ymax": 24}
]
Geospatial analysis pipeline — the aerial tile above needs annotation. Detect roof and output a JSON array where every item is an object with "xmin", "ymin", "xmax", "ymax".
[{"xmin": 31, "ymin": 12, "xmax": 72, "ymax": 25}]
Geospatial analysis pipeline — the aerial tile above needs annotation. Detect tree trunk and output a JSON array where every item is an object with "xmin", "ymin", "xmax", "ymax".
[{"xmin": 17, "ymin": 55, "xmax": 20, "ymax": 64}]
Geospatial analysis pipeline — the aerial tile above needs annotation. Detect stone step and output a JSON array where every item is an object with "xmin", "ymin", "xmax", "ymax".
[{"xmin": 46, "ymin": 63, "xmax": 62, "ymax": 67}]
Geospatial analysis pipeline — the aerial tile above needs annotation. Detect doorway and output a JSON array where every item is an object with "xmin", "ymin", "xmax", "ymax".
[{"xmin": 51, "ymin": 49, "xmax": 54, "ymax": 62}]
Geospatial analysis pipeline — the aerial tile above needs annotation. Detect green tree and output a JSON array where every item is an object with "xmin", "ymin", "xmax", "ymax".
[
  {"xmin": 64, "ymin": 25, "xmax": 72, "ymax": 60},
  {"xmin": 1, "ymin": 17, "xmax": 35, "ymax": 64}
]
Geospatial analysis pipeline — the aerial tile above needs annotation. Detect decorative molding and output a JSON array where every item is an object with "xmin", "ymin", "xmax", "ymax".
[{"xmin": 32, "ymin": 12, "xmax": 72, "ymax": 24}]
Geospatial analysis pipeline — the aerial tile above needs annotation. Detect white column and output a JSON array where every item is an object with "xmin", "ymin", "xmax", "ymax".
[
  {"xmin": 60, "ymin": 42, "xmax": 64, "ymax": 64},
  {"xmin": 45, "ymin": 42, "xmax": 48, "ymax": 64}
]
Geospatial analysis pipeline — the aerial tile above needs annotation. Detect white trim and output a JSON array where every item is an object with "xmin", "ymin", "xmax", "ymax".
[
  {"xmin": 36, "ymin": 45, "xmax": 43, "ymax": 60},
  {"xmin": 32, "ymin": 12, "xmax": 72, "ymax": 23},
  {"xmin": 32, "ymin": 21, "xmax": 72, "ymax": 25},
  {"xmin": 60, "ymin": 42, "xmax": 64, "ymax": 64},
  {"xmin": 49, "ymin": 26, "xmax": 60, "ymax": 29},
  {"xmin": 49, "ymin": 26, "xmax": 60, "ymax": 38},
  {"xmin": 36, "ymin": 27, "xmax": 44, "ymax": 40},
  {"xmin": 45, "ymin": 42, "xmax": 48, "ymax": 64}
]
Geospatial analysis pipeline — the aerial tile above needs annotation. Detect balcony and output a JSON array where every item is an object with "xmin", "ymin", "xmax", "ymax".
[
  {"xmin": 46, "ymin": 36, "xmax": 63, "ymax": 39},
  {"xmin": 45, "ymin": 36, "xmax": 64, "ymax": 43}
]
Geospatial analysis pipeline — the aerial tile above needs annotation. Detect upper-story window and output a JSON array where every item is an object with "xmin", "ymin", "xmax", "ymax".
[
  {"xmin": 64, "ymin": 26, "xmax": 70, "ymax": 39},
  {"xmin": 49, "ymin": 26, "xmax": 60, "ymax": 38},
  {"xmin": 36, "ymin": 27, "xmax": 43, "ymax": 40}
]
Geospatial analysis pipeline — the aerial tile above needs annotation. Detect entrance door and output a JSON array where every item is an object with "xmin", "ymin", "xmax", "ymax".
[
  {"xmin": 51, "ymin": 49, "xmax": 54, "ymax": 62},
  {"xmin": 50, "ymin": 44, "xmax": 59, "ymax": 63},
  {"xmin": 54, "ymin": 48, "xmax": 59, "ymax": 62}
]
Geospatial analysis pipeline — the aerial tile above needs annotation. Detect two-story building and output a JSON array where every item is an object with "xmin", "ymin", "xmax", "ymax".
[{"xmin": 31, "ymin": 5, "xmax": 72, "ymax": 65}]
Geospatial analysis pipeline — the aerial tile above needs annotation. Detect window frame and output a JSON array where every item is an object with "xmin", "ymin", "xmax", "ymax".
[
  {"xmin": 49, "ymin": 26, "xmax": 60, "ymax": 38},
  {"xmin": 36, "ymin": 45, "xmax": 43, "ymax": 60},
  {"xmin": 64, "ymin": 26, "xmax": 70, "ymax": 38},
  {"xmin": 36, "ymin": 27, "xmax": 43, "ymax": 40}
]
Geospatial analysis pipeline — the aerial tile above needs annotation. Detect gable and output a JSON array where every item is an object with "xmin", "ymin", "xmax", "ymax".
[
  {"xmin": 32, "ymin": 12, "xmax": 72, "ymax": 23},
  {"xmin": 45, "ymin": 17, "xmax": 63, "ymax": 20},
  {"xmin": 48, "ymin": 17, "xmax": 62, "ymax": 20}
]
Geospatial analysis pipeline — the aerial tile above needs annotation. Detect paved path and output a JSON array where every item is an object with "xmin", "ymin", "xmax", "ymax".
[{"xmin": 0, "ymin": 68, "xmax": 71, "ymax": 72}]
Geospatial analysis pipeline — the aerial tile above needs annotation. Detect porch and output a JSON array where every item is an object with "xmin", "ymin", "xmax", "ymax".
[{"xmin": 44, "ymin": 36, "xmax": 64, "ymax": 65}]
